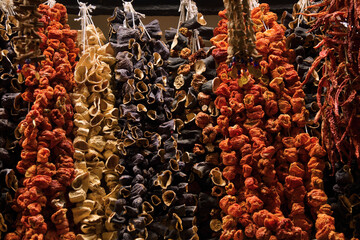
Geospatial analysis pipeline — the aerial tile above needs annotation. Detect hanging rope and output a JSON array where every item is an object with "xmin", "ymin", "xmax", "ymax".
[
  {"xmin": 75, "ymin": 1, "xmax": 102, "ymax": 54},
  {"xmin": 122, "ymin": 0, "xmax": 151, "ymax": 40},
  {"xmin": 173, "ymin": 0, "xmax": 201, "ymax": 52},
  {"xmin": 249, "ymin": 0, "xmax": 259, "ymax": 10},
  {"xmin": 0, "ymin": 0, "xmax": 15, "ymax": 33},
  {"xmin": 44, "ymin": 0, "xmax": 56, "ymax": 8},
  {"xmin": 296, "ymin": 0, "xmax": 311, "ymax": 26},
  {"xmin": 0, "ymin": 0, "xmax": 15, "ymax": 16}
]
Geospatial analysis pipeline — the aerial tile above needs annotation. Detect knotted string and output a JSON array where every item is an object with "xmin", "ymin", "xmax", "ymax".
[
  {"xmin": 0, "ymin": 0, "xmax": 15, "ymax": 32},
  {"xmin": 297, "ymin": 0, "xmax": 310, "ymax": 27},
  {"xmin": 249, "ymin": 0, "xmax": 259, "ymax": 10},
  {"xmin": 123, "ymin": 0, "xmax": 151, "ymax": 40},
  {"xmin": 44, "ymin": 0, "xmax": 56, "ymax": 8},
  {"xmin": 75, "ymin": 1, "xmax": 102, "ymax": 54},
  {"xmin": 173, "ymin": 0, "xmax": 201, "ymax": 52}
]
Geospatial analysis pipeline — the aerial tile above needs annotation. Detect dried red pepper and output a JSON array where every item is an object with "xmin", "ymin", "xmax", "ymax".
[{"xmin": 6, "ymin": 3, "xmax": 78, "ymax": 240}]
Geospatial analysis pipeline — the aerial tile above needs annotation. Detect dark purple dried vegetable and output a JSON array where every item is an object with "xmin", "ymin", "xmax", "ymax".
[
  {"xmin": 109, "ymin": 7, "xmax": 196, "ymax": 239},
  {"xmin": 164, "ymin": 9, "xmax": 222, "ymax": 239},
  {"xmin": 0, "ymin": 8, "xmax": 27, "ymax": 239}
]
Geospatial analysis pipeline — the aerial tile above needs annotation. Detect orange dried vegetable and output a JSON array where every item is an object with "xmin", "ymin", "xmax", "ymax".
[
  {"xmin": 6, "ymin": 3, "xmax": 78, "ymax": 240},
  {"xmin": 210, "ymin": 3, "xmax": 345, "ymax": 240}
]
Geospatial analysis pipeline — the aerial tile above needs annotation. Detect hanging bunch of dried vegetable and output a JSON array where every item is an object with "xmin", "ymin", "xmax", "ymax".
[
  {"xmin": 11, "ymin": 0, "xmax": 45, "ymax": 65},
  {"xmin": 301, "ymin": 0, "xmax": 360, "ymax": 237},
  {"xmin": 0, "ymin": 2, "xmax": 28, "ymax": 238},
  {"xmin": 281, "ymin": 0, "xmax": 323, "ymax": 137},
  {"xmin": 209, "ymin": 1, "xmax": 345, "ymax": 239},
  {"xmin": 223, "ymin": 0, "xmax": 260, "ymax": 63},
  {"xmin": 252, "ymin": 4, "xmax": 344, "ymax": 239},
  {"xmin": 6, "ymin": 3, "xmax": 79, "ymax": 239},
  {"xmin": 301, "ymin": 0, "xmax": 360, "ymax": 170},
  {"xmin": 164, "ymin": 1, "xmax": 223, "ymax": 238},
  {"xmin": 69, "ymin": 3, "xmax": 119, "ymax": 239},
  {"xmin": 108, "ymin": 4, "xmax": 196, "ymax": 239}
]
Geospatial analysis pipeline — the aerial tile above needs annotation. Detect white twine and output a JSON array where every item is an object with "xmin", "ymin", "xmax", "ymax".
[
  {"xmin": 75, "ymin": 1, "xmax": 102, "ymax": 54},
  {"xmin": 297, "ymin": 0, "xmax": 310, "ymax": 27},
  {"xmin": 0, "ymin": 0, "xmax": 15, "ymax": 32},
  {"xmin": 0, "ymin": 0, "xmax": 15, "ymax": 16},
  {"xmin": 249, "ymin": 0, "xmax": 259, "ymax": 10},
  {"xmin": 173, "ymin": 0, "xmax": 200, "ymax": 52},
  {"xmin": 44, "ymin": 0, "xmax": 56, "ymax": 8},
  {"xmin": 123, "ymin": 1, "xmax": 151, "ymax": 40}
]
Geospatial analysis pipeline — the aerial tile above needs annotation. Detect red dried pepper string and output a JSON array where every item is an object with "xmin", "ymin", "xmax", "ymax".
[
  {"xmin": 211, "ymin": 3, "xmax": 345, "ymax": 240},
  {"xmin": 304, "ymin": 0, "xmax": 360, "ymax": 169},
  {"xmin": 6, "ymin": 3, "xmax": 79, "ymax": 240}
]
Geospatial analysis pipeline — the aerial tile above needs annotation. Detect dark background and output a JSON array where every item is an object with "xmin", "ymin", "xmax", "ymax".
[{"xmin": 57, "ymin": 0, "xmax": 297, "ymax": 15}]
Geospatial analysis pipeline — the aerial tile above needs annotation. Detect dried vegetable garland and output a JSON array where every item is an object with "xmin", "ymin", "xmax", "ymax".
[
  {"xmin": 11, "ymin": 0, "xmax": 45, "ymax": 65},
  {"xmin": 302, "ymin": 0, "xmax": 360, "ymax": 238},
  {"xmin": 0, "ymin": 0, "xmax": 359, "ymax": 239},
  {"xmin": 281, "ymin": 0, "xmax": 322, "ymax": 138},
  {"xmin": 108, "ymin": 7, "xmax": 195, "ymax": 239},
  {"xmin": 302, "ymin": 0, "xmax": 360, "ymax": 169},
  {"xmin": 6, "ymin": 3, "xmax": 79, "ymax": 239},
  {"xmin": 69, "ymin": 24, "xmax": 119, "ymax": 240},
  {"xmin": 210, "ymin": 2, "xmax": 345, "ymax": 239},
  {"xmin": 164, "ymin": 3, "xmax": 223, "ymax": 238},
  {"xmin": 0, "ymin": 6, "xmax": 27, "ymax": 239}
]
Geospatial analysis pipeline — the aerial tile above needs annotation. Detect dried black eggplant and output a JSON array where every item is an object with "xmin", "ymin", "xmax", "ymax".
[
  {"xmin": 109, "ymin": 7, "xmax": 196, "ymax": 239},
  {"xmin": 0, "ymin": 8, "xmax": 26, "ymax": 239},
  {"xmin": 163, "ymin": 6, "xmax": 223, "ymax": 240},
  {"xmin": 282, "ymin": 8, "xmax": 321, "ymax": 136}
]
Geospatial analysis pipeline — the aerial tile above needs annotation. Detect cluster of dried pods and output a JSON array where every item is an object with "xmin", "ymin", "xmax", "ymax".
[
  {"xmin": 108, "ymin": 8, "xmax": 196, "ymax": 239},
  {"xmin": 299, "ymin": 0, "xmax": 360, "ymax": 238},
  {"xmin": 0, "ymin": 7, "xmax": 27, "ymax": 239},
  {"xmin": 69, "ymin": 25, "xmax": 119, "ymax": 240},
  {"xmin": 6, "ymin": 3, "xmax": 79, "ymax": 239},
  {"xmin": 281, "ymin": 1, "xmax": 323, "ymax": 138},
  {"xmin": 209, "ymin": 2, "xmax": 345, "ymax": 239},
  {"xmin": 0, "ymin": 0, "xmax": 359, "ymax": 239},
  {"xmin": 164, "ymin": 6, "xmax": 226, "ymax": 239}
]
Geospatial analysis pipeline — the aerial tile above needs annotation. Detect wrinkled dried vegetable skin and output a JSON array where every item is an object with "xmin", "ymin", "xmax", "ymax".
[
  {"xmin": 208, "ymin": 4, "xmax": 345, "ymax": 240},
  {"xmin": 281, "ymin": 7, "xmax": 322, "ymax": 138},
  {"xmin": 301, "ymin": 0, "xmax": 360, "ymax": 238},
  {"xmin": 165, "ymin": 20, "xmax": 222, "ymax": 239},
  {"xmin": 5, "ymin": 3, "xmax": 79, "ymax": 240},
  {"xmin": 109, "ymin": 8, "xmax": 196, "ymax": 240},
  {"xmin": 69, "ymin": 24, "xmax": 119, "ymax": 240},
  {"xmin": 11, "ymin": 0, "xmax": 45, "ymax": 65},
  {"xmin": 0, "ymin": 9, "xmax": 28, "ymax": 239}
]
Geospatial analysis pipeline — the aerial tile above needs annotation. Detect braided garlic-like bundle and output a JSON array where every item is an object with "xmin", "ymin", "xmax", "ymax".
[{"xmin": 223, "ymin": 0, "xmax": 259, "ymax": 62}]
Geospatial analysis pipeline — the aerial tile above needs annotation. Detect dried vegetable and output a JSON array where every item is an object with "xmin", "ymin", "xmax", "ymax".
[
  {"xmin": 0, "ymin": 5, "xmax": 27, "ymax": 239},
  {"xmin": 281, "ymin": 0, "xmax": 322, "ymax": 137},
  {"xmin": 11, "ymin": 0, "xmax": 45, "ymax": 65},
  {"xmin": 108, "ymin": 6, "xmax": 195, "ymax": 239},
  {"xmin": 301, "ymin": 0, "xmax": 360, "ymax": 238},
  {"xmin": 164, "ymin": 1, "xmax": 222, "ymax": 239},
  {"xmin": 210, "ymin": 2, "xmax": 345, "ymax": 239},
  {"xmin": 69, "ymin": 24, "xmax": 119, "ymax": 239},
  {"xmin": 6, "ymin": 3, "xmax": 79, "ymax": 239}
]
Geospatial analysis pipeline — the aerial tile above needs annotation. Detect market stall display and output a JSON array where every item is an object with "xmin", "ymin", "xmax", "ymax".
[{"xmin": 0, "ymin": 0, "xmax": 359, "ymax": 239}]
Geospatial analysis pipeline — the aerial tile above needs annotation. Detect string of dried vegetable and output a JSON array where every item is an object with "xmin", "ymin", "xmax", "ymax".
[
  {"xmin": 0, "ymin": 4, "xmax": 27, "ymax": 238},
  {"xmin": 6, "ymin": 3, "xmax": 79, "ymax": 239},
  {"xmin": 164, "ymin": 2, "xmax": 223, "ymax": 238},
  {"xmin": 210, "ymin": 1, "xmax": 345, "ymax": 239},
  {"xmin": 69, "ymin": 24, "xmax": 119, "ymax": 239},
  {"xmin": 281, "ymin": 0, "xmax": 322, "ymax": 138},
  {"xmin": 301, "ymin": 0, "xmax": 360, "ymax": 238},
  {"xmin": 108, "ymin": 6, "xmax": 196, "ymax": 239}
]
